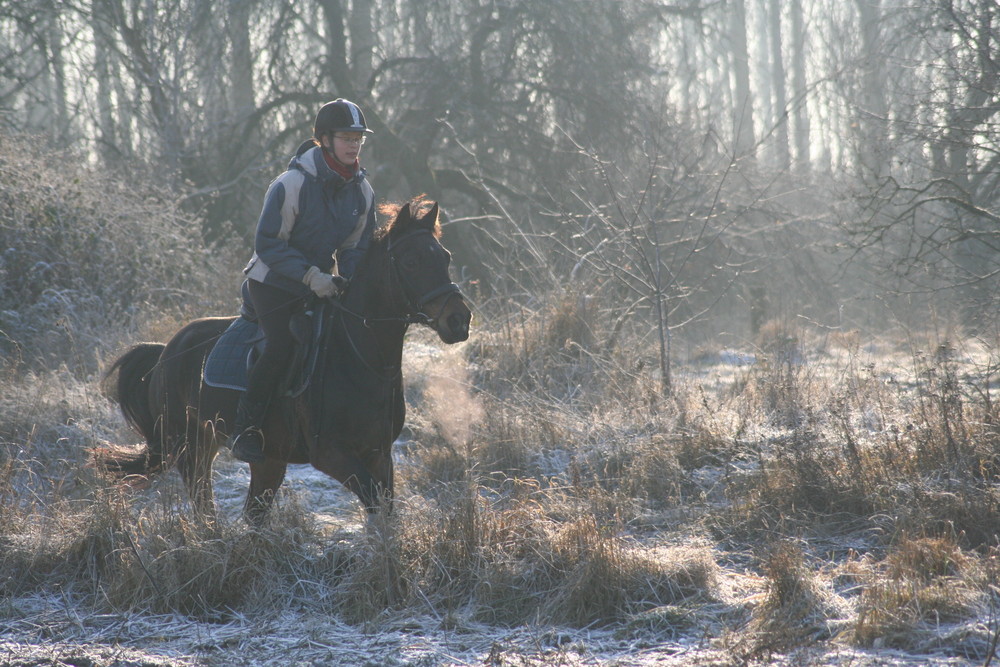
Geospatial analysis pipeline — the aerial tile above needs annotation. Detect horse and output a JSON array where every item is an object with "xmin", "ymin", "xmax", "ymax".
[{"xmin": 97, "ymin": 198, "xmax": 472, "ymax": 523}]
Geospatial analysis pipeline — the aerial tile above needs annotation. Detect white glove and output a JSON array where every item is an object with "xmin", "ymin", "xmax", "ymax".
[{"xmin": 303, "ymin": 266, "xmax": 342, "ymax": 298}]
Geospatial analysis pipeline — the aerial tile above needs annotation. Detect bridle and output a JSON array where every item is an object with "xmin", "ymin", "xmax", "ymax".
[
  {"xmin": 325, "ymin": 227, "xmax": 462, "ymax": 381},
  {"xmin": 386, "ymin": 228, "xmax": 462, "ymax": 327},
  {"xmin": 333, "ymin": 227, "xmax": 461, "ymax": 328}
]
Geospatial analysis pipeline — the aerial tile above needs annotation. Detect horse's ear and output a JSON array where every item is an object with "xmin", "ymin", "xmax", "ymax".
[
  {"xmin": 420, "ymin": 202, "xmax": 439, "ymax": 228},
  {"xmin": 397, "ymin": 202, "xmax": 413, "ymax": 222}
]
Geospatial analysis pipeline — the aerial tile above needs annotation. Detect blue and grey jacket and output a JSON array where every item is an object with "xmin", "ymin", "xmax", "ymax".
[{"xmin": 242, "ymin": 143, "xmax": 375, "ymax": 302}]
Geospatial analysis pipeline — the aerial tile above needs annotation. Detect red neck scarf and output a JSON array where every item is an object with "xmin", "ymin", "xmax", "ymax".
[{"xmin": 322, "ymin": 149, "xmax": 359, "ymax": 181}]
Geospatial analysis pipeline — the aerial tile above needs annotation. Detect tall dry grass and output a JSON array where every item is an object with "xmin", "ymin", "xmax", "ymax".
[
  {"xmin": 718, "ymin": 326, "xmax": 1000, "ymax": 550},
  {"xmin": 3, "ymin": 134, "xmax": 1000, "ymax": 662}
]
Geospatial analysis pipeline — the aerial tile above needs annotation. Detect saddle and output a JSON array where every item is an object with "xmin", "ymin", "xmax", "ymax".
[{"xmin": 203, "ymin": 303, "xmax": 326, "ymax": 397}]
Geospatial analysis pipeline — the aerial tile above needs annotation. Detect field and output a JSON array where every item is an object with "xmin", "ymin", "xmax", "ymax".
[
  {"xmin": 2, "ymin": 133, "xmax": 999, "ymax": 666},
  {"xmin": 3, "ymin": 318, "xmax": 999, "ymax": 666}
]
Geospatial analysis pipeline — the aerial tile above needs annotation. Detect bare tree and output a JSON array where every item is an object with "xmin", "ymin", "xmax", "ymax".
[
  {"xmin": 2, "ymin": 0, "xmax": 997, "ymax": 334},
  {"xmin": 842, "ymin": 1, "xmax": 1000, "ymax": 323},
  {"xmin": 0, "ymin": 2, "xmax": 63, "ymax": 135},
  {"xmin": 768, "ymin": 0, "xmax": 790, "ymax": 170},
  {"xmin": 729, "ymin": 0, "xmax": 756, "ymax": 157},
  {"xmin": 789, "ymin": 0, "xmax": 810, "ymax": 171}
]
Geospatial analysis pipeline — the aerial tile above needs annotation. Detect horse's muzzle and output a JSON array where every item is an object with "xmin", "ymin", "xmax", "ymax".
[
  {"xmin": 443, "ymin": 309, "xmax": 472, "ymax": 343},
  {"xmin": 429, "ymin": 292, "xmax": 472, "ymax": 343}
]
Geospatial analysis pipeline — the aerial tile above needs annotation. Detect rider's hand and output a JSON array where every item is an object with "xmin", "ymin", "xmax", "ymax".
[{"xmin": 303, "ymin": 266, "xmax": 343, "ymax": 298}]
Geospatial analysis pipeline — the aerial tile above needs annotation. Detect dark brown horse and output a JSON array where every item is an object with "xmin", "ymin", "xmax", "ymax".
[{"xmin": 98, "ymin": 198, "xmax": 471, "ymax": 522}]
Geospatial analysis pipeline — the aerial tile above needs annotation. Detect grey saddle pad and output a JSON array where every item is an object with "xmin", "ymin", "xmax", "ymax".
[{"xmin": 203, "ymin": 317, "xmax": 261, "ymax": 392}]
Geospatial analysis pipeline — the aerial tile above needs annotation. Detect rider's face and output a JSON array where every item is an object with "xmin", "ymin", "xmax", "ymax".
[{"xmin": 322, "ymin": 132, "xmax": 364, "ymax": 166}]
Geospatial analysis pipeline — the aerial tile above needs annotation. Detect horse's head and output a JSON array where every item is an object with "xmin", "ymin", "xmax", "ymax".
[{"xmin": 378, "ymin": 198, "xmax": 472, "ymax": 343}]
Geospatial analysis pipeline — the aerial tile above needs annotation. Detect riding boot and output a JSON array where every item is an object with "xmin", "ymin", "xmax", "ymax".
[{"xmin": 228, "ymin": 389, "xmax": 270, "ymax": 464}]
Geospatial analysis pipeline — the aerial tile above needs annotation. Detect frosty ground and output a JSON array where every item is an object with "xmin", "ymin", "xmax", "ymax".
[{"xmin": 2, "ymin": 342, "xmax": 994, "ymax": 667}]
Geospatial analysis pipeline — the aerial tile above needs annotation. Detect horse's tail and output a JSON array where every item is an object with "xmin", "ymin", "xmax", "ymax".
[{"xmin": 96, "ymin": 342, "xmax": 167, "ymax": 476}]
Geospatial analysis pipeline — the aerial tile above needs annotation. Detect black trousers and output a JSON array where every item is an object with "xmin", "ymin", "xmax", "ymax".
[{"xmin": 242, "ymin": 280, "xmax": 307, "ymax": 414}]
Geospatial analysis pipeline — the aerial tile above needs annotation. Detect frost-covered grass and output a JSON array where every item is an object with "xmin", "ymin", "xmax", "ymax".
[
  {"xmin": 4, "ymin": 321, "xmax": 1000, "ymax": 666},
  {"xmin": 2, "ymin": 135, "xmax": 999, "ymax": 666}
]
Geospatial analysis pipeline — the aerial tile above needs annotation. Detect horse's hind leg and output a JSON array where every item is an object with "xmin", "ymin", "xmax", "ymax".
[
  {"xmin": 244, "ymin": 460, "xmax": 287, "ymax": 526},
  {"xmin": 177, "ymin": 414, "xmax": 221, "ymax": 523}
]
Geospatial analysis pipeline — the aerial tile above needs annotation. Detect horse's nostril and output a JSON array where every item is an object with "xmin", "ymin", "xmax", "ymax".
[{"xmin": 448, "ymin": 313, "xmax": 469, "ymax": 333}]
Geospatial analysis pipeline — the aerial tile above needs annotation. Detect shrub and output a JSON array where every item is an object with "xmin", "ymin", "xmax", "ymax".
[{"xmin": 0, "ymin": 134, "xmax": 229, "ymax": 373}]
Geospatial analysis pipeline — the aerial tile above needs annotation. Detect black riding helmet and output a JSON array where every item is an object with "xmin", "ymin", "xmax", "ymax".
[{"xmin": 313, "ymin": 98, "xmax": 374, "ymax": 138}]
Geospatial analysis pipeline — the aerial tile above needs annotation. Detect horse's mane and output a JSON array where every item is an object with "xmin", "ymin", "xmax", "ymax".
[{"xmin": 374, "ymin": 195, "xmax": 441, "ymax": 242}]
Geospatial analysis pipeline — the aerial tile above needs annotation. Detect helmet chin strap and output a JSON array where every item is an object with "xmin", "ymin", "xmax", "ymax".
[{"xmin": 321, "ymin": 142, "xmax": 354, "ymax": 169}]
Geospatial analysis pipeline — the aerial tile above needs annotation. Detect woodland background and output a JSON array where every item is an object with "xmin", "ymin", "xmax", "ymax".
[
  {"xmin": 3, "ymin": 0, "xmax": 999, "ymax": 362},
  {"xmin": 2, "ymin": 1, "xmax": 1000, "ymax": 666}
]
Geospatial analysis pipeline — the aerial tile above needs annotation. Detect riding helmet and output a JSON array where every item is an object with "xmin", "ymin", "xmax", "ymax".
[{"xmin": 313, "ymin": 99, "xmax": 374, "ymax": 137}]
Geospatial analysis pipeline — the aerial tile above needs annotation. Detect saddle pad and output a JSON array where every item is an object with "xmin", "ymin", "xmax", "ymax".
[{"xmin": 203, "ymin": 317, "xmax": 260, "ymax": 391}]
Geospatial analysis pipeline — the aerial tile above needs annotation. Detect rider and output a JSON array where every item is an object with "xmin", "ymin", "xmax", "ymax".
[{"xmin": 228, "ymin": 99, "xmax": 377, "ymax": 464}]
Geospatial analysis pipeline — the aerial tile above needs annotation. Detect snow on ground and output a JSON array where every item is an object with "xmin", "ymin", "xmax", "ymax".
[
  {"xmin": 2, "ymin": 341, "xmax": 994, "ymax": 665},
  {"xmin": 3, "ymin": 449, "xmax": 983, "ymax": 666}
]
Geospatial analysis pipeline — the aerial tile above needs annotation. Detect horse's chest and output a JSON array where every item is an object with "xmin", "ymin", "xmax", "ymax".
[{"xmin": 320, "ymin": 384, "xmax": 403, "ymax": 440}]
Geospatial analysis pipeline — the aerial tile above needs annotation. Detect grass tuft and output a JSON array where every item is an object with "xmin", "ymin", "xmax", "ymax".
[{"xmin": 853, "ymin": 533, "xmax": 987, "ymax": 649}]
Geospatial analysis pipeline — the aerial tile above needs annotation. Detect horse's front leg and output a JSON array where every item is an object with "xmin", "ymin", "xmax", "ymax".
[
  {"xmin": 244, "ymin": 459, "xmax": 288, "ymax": 526},
  {"xmin": 310, "ymin": 448, "xmax": 389, "ymax": 514},
  {"xmin": 364, "ymin": 447, "xmax": 394, "ymax": 510}
]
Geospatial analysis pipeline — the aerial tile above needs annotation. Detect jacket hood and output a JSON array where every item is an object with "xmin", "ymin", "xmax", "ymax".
[{"xmin": 287, "ymin": 145, "xmax": 321, "ymax": 178}]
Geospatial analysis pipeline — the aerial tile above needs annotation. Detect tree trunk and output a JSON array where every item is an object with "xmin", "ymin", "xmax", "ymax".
[
  {"xmin": 729, "ymin": 0, "xmax": 756, "ymax": 156},
  {"xmin": 317, "ymin": 0, "xmax": 352, "ymax": 95},
  {"xmin": 91, "ymin": 2, "xmax": 118, "ymax": 163},
  {"xmin": 854, "ymin": 0, "xmax": 888, "ymax": 178},
  {"xmin": 228, "ymin": 0, "xmax": 255, "ymax": 131},
  {"xmin": 349, "ymin": 0, "xmax": 375, "ymax": 90},
  {"xmin": 45, "ymin": 10, "xmax": 69, "ymax": 143},
  {"xmin": 768, "ymin": 0, "xmax": 790, "ymax": 171},
  {"xmin": 789, "ymin": 0, "xmax": 810, "ymax": 172}
]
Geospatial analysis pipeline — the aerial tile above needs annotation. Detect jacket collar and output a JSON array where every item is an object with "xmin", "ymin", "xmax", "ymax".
[{"xmin": 288, "ymin": 145, "xmax": 367, "ymax": 187}]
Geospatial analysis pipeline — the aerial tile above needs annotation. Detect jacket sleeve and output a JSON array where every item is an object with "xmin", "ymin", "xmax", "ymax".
[
  {"xmin": 254, "ymin": 173, "xmax": 311, "ymax": 282},
  {"xmin": 336, "ymin": 187, "xmax": 376, "ymax": 279}
]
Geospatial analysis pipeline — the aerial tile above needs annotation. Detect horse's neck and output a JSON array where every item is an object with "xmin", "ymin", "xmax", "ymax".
[{"xmin": 339, "ymin": 284, "xmax": 407, "ymax": 369}]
